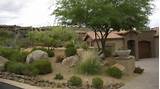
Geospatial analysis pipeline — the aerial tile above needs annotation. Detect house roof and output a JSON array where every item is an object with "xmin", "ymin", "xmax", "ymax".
[{"xmin": 85, "ymin": 31, "xmax": 124, "ymax": 40}]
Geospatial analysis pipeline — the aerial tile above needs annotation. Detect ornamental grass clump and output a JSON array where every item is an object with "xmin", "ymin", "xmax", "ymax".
[{"xmin": 76, "ymin": 51, "xmax": 101, "ymax": 75}]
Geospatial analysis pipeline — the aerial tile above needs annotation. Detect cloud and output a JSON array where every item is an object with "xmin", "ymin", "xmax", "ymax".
[
  {"xmin": 0, "ymin": 0, "xmax": 159, "ymax": 27},
  {"xmin": 148, "ymin": 0, "xmax": 160, "ymax": 27},
  {"xmin": 0, "ymin": 0, "xmax": 55, "ymax": 27}
]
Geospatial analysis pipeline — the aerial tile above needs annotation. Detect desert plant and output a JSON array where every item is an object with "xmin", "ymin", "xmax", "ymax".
[
  {"xmin": 81, "ymin": 42, "xmax": 88, "ymax": 50},
  {"xmin": 31, "ymin": 59, "xmax": 52, "ymax": 74},
  {"xmin": 65, "ymin": 46, "xmax": 77, "ymax": 57},
  {"xmin": 134, "ymin": 67, "xmax": 144, "ymax": 74},
  {"xmin": 5, "ymin": 61, "xmax": 38, "ymax": 76},
  {"xmin": 106, "ymin": 67, "xmax": 123, "ymax": 79},
  {"xmin": 68, "ymin": 76, "xmax": 82, "ymax": 87},
  {"xmin": 92, "ymin": 77, "xmax": 103, "ymax": 89},
  {"xmin": 0, "ymin": 47, "xmax": 28, "ymax": 62},
  {"xmin": 54, "ymin": 73, "xmax": 64, "ymax": 80},
  {"xmin": 77, "ymin": 51, "xmax": 101, "ymax": 75}
]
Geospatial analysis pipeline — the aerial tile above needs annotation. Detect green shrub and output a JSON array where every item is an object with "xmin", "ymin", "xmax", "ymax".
[
  {"xmin": 54, "ymin": 73, "xmax": 64, "ymax": 80},
  {"xmin": 22, "ymin": 65, "xmax": 39, "ymax": 76},
  {"xmin": 106, "ymin": 67, "xmax": 123, "ymax": 79},
  {"xmin": 81, "ymin": 42, "xmax": 88, "ymax": 50},
  {"xmin": 32, "ymin": 48, "xmax": 54, "ymax": 57},
  {"xmin": 5, "ymin": 61, "xmax": 38, "ymax": 76},
  {"xmin": 31, "ymin": 59, "xmax": 52, "ymax": 74},
  {"xmin": 68, "ymin": 76, "xmax": 82, "ymax": 87},
  {"xmin": 65, "ymin": 47, "xmax": 77, "ymax": 57},
  {"xmin": 92, "ymin": 77, "xmax": 103, "ymax": 89},
  {"xmin": 0, "ymin": 47, "xmax": 28, "ymax": 62},
  {"xmin": 10, "ymin": 51, "xmax": 29, "ymax": 62}
]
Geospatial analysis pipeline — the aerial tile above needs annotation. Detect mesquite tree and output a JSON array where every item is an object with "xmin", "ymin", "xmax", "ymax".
[{"xmin": 53, "ymin": 0, "xmax": 152, "ymax": 56}]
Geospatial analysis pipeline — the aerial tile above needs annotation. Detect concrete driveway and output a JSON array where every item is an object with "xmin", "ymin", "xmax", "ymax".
[{"xmin": 120, "ymin": 58, "xmax": 159, "ymax": 89}]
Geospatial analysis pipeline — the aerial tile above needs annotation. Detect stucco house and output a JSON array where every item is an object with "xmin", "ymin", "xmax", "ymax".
[{"xmin": 84, "ymin": 28, "xmax": 159, "ymax": 59}]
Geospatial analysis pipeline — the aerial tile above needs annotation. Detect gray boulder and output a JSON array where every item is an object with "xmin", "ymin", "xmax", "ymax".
[
  {"xmin": 0, "ymin": 56, "xmax": 9, "ymax": 71},
  {"xmin": 26, "ymin": 50, "xmax": 48, "ymax": 63},
  {"xmin": 62, "ymin": 55, "xmax": 79, "ymax": 67}
]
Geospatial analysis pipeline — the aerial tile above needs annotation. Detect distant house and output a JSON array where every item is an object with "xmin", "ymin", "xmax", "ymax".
[{"xmin": 84, "ymin": 28, "xmax": 159, "ymax": 59}]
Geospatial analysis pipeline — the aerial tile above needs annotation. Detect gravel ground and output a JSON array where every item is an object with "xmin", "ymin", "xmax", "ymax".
[{"xmin": 120, "ymin": 58, "xmax": 159, "ymax": 89}]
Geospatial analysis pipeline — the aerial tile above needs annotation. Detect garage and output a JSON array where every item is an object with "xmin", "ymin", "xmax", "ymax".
[{"xmin": 138, "ymin": 41, "xmax": 151, "ymax": 59}]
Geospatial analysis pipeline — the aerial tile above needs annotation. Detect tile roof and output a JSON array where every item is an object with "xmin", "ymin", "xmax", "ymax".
[{"xmin": 86, "ymin": 31, "xmax": 124, "ymax": 40}]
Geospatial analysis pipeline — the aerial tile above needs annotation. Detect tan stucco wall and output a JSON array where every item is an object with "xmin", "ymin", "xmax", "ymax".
[
  {"xmin": 154, "ymin": 37, "xmax": 159, "ymax": 57},
  {"xmin": 91, "ymin": 39, "xmax": 124, "ymax": 52}
]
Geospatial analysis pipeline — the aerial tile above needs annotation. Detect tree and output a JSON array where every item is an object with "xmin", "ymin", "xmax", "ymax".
[
  {"xmin": 53, "ymin": 0, "xmax": 153, "ymax": 56},
  {"xmin": 27, "ymin": 27, "xmax": 77, "ymax": 48}
]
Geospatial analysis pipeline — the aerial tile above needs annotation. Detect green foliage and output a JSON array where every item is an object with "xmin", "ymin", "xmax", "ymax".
[
  {"xmin": 31, "ymin": 59, "xmax": 52, "ymax": 74},
  {"xmin": 68, "ymin": 76, "xmax": 82, "ymax": 87},
  {"xmin": 92, "ymin": 77, "xmax": 103, "ymax": 89},
  {"xmin": 5, "ymin": 60, "xmax": 52, "ymax": 76},
  {"xmin": 5, "ymin": 61, "xmax": 39, "ymax": 76},
  {"xmin": 134, "ymin": 67, "xmax": 144, "ymax": 74},
  {"xmin": 65, "ymin": 47, "xmax": 77, "ymax": 57},
  {"xmin": 54, "ymin": 0, "xmax": 152, "ymax": 30},
  {"xmin": 54, "ymin": 73, "xmax": 64, "ymax": 80},
  {"xmin": 32, "ymin": 47, "xmax": 54, "ymax": 57},
  {"xmin": 76, "ymin": 51, "xmax": 101, "ymax": 75},
  {"xmin": 106, "ymin": 67, "xmax": 123, "ymax": 79},
  {"xmin": 80, "ymin": 42, "xmax": 88, "ymax": 50},
  {"xmin": 0, "ymin": 47, "xmax": 28, "ymax": 62},
  {"xmin": 0, "ymin": 31, "xmax": 14, "ymax": 46},
  {"xmin": 28, "ymin": 27, "xmax": 78, "ymax": 48},
  {"xmin": 77, "ymin": 58, "xmax": 101, "ymax": 75}
]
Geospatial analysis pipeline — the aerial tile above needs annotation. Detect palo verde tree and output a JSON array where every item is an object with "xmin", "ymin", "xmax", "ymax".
[{"xmin": 53, "ymin": 0, "xmax": 153, "ymax": 56}]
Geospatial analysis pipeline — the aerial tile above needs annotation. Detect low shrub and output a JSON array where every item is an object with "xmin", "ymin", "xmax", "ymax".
[
  {"xmin": 65, "ymin": 47, "xmax": 77, "ymax": 57},
  {"xmin": 134, "ymin": 67, "xmax": 144, "ymax": 74},
  {"xmin": 31, "ymin": 59, "xmax": 52, "ymax": 74},
  {"xmin": 106, "ymin": 67, "xmax": 123, "ymax": 79},
  {"xmin": 54, "ymin": 73, "xmax": 64, "ymax": 80},
  {"xmin": 11, "ymin": 51, "xmax": 29, "ymax": 62},
  {"xmin": 68, "ymin": 76, "xmax": 82, "ymax": 87},
  {"xmin": 5, "ymin": 61, "xmax": 39, "ymax": 76},
  {"xmin": 0, "ymin": 47, "xmax": 28, "ymax": 62},
  {"xmin": 32, "ymin": 48, "xmax": 54, "ymax": 57},
  {"xmin": 92, "ymin": 77, "xmax": 103, "ymax": 89},
  {"xmin": 80, "ymin": 42, "xmax": 88, "ymax": 50}
]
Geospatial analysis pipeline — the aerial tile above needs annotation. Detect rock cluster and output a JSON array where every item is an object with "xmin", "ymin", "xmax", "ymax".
[{"xmin": 0, "ymin": 72, "xmax": 124, "ymax": 89}]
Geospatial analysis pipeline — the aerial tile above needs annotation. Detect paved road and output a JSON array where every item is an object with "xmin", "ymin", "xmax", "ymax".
[
  {"xmin": 120, "ymin": 58, "xmax": 159, "ymax": 89},
  {"xmin": 0, "ymin": 82, "xmax": 22, "ymax": 89}
]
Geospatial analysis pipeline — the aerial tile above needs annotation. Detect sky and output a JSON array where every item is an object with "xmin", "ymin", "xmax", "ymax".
[{"xmin": 0, "ymin": 0, "xmax": 159, "ymax": 27}]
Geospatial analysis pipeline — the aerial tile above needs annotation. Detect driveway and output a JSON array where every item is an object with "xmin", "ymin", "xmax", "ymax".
[{"xmin": 120, "ymin": 58, "xmax": 159, "ymax": 89}]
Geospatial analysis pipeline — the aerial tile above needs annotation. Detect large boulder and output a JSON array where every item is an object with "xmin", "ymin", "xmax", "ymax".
[
  {"xmin": 112, "ymin": 63, "xmax": 125, "ymax": 73},
  {"xmin": 0, "ymin": 56, "xmax": 9, "ymax": 71},
  {"xmin": 115, "ymin": 57, "xmax": 135, "ymax": 75},
  {"xmin": 62, "ymin": 55, "xmax": 79, "ymax": 67},
  {"xmin": 26, "ymin": 50, "xmax": 48, "ymax": 63}
]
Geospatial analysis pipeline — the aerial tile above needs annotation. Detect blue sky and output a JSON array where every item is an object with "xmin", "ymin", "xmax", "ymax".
[{"xmin": 0, "ymin": 0, "xmax": 159, "ymax": 27}]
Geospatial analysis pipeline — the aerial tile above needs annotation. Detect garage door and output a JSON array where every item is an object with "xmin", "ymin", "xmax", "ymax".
[{"xmin": 138, "ymin": 41, "xmax": 151, "ymax": 59}]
